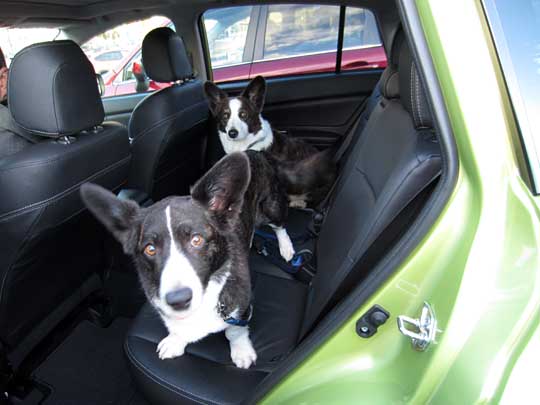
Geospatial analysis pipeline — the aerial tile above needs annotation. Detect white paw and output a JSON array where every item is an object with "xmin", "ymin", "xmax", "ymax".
[
  {"xmin": 157, "ymin": 335, "xmax": 186, "ymax": 360},
  {"xmin": 289, "ymin": 200, "xmax": 307, "ymax": 209},
  {"xmin": 230, "ymin": 340, "xmax": 257, "ymax": 369},
  {"xmin": 278, "ymin": 237, "xmax": 295, "ymax": 262}
]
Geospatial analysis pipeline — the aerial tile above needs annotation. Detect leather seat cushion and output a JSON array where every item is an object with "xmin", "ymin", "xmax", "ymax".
[{"xmin": 125, "ymin": 267, "xmax": 307, "ymax": 403}]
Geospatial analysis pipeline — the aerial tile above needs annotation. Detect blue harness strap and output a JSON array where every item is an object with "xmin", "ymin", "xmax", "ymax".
[
  {"xmin": 223, "ymin": 305, "xmax": 253, "ymax": 327},
  {"xmin": 254, "ymin": 229, "xmax": 314, "ymax": 275}
]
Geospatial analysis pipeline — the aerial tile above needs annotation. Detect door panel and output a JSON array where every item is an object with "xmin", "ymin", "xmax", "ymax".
[
  {"xmin": 102, "ymin": 93, "xmax": 148, "ymax": 126},
  {"xmin": 219, "ymin": 70, "xmax": 382, "ymax": 148}
]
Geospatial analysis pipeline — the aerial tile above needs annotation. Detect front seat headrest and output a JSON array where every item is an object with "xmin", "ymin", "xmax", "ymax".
[
  {"xmin": 8, "ymin": 40, "xmax": 104, "ymax": 137},
  {"xmin": 142, "ymin": 27, "xmax": 193, "ymax": 82}
]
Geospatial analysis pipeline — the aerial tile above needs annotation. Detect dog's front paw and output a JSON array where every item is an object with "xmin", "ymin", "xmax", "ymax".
[
  {"xmin": 157, "ymin": 334, "xmax": 186, "ymax": 360},
  {"xmin": 230, "ymin": 340, "xmax": 257, "ymax": 369},
  {"xmin": 278, "ymin": 238, "xmax": 295, "ymax": 262},
  {"xmin": 289, "ymin": 199, "xmax": 307, "ymax": 209}
]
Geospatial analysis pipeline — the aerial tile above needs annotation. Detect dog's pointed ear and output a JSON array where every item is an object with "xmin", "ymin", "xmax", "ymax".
[
  {"xmin": 204, "ymin": 81, "xmax": 229, "ymax": 116},
  {"xmin": 80, "ymin": 183, "xmax": 140, "ymax": 254},
  {"xmin": 191, "ymin": 152, "xmax": 251, "ymax": 229},
  {"xmin": 241, "ymin": 75, "xmax": 266, "ymax": 113}
]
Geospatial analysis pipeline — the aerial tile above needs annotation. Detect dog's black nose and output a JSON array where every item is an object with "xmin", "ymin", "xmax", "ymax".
[
  {"xmin": 228, "ymin": 128, "xmax": 239, "ymax": 139},
  {"xmin": 165, "ymin": 288, "xmax": 193, "ymax": 310}
]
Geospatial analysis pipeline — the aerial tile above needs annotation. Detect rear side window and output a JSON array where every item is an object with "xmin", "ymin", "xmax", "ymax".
[
  {"xmin": 483, "ymin": 0, "xmax": 540, "ymax": 193},
  {"xmin": 82, "ymin": 16, "xmax": 175, "ymax": 98},
  {"xmin": 262, "ymin": 5, "xmax": 340, "ymax": 59},
  {"xmin": 201, "ymin": 5, "xmax": 386, "ymax": 83}
]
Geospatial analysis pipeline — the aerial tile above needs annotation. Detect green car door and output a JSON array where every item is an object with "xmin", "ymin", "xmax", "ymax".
[{"xmin": 261, "ymin": 0, "xmax": 540, "ymax": 403}]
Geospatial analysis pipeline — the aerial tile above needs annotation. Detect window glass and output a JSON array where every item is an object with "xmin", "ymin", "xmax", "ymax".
[
  {"xmin": 0, "ymin": 28, "xmax": 64, "ymax": 67},
  {"xmin": 341, "ymin": 7, "xmax": 386, "ymax": 71},
  {"xmin": 202, "ymin": 6, "xmax": 253, "ymax": 83},
  {"xmin": 484, "ymin": 0, "xmax": 540, "ymax": 192},
  {"xmin": 201, "ymin": 5, "xmax": 386, "ymax": 82},
  {"xmin": 82, "ymin": 16, "xmax": 174, "ymax": 97},
  {"xmin": 263, "ymin": 5, "xmax": 340, "ymax": 60},
  {"xmin": 203, "ymin": 6, "xmax": 253, "ymax": 70},
  {"xmin": 343, "ymin": 8, "xmax": 382, "ymax": 49}
]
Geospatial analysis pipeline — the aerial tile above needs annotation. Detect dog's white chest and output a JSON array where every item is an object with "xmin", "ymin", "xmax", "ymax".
[{"xmin": 164, "ymin": 309, "xmax": 227, "ymax": 341}]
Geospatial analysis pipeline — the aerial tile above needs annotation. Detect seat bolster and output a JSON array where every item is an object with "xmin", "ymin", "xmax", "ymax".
[{"xmin": 0, "ymin": 122, "xmax": 130, "ymax": 219}]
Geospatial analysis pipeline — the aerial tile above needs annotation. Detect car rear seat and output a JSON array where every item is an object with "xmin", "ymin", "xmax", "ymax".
[{"xmin": 124, "ymin": 31, "xmax": 442, "ymax": 405}]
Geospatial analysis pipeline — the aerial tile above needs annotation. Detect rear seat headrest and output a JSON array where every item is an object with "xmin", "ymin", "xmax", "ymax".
[
  {"xmin": 8, "ymin": 40, "xmax": 104, "ymax": 137},
  {"xmin": 398, "ymin": 42, "xmax": 433, "ymax": 128},
  {"xmin": 380, "ymin": 29, "xmax": 405, "ymax": 99},
  {"xmin": 380, "ymin": 68, "xmax": 399, "ymax": 99},
  {"xmin": 142, "ymin": 27, "xmax": 193, "ymax": 82}
]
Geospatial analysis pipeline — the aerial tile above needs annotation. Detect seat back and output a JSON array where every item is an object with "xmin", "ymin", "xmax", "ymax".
[
  {"xmin": 302, "ymin": 32, "xmax": 442, "ymax": 333},
  {"xmin": 128, "ymin": 28, "xmax": 209, "ymax": 201},
  {"xmin": 0, "ymin": 40, "xmax": 130, "ymax": 359}
]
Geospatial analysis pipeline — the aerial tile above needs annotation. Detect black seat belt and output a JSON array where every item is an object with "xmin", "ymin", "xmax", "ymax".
[
  {"xmin": 308, "ymin": 171, "xmax": 441, "ymax": 333},
  {"xmin": 311, "ymin": 102, "xmax": 370, "ymax": 233}
]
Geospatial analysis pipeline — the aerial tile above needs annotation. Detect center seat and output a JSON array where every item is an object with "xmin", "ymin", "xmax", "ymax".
[{"xmin": 125, "ymin": 31, "xmax": 442, "ymax": 405}]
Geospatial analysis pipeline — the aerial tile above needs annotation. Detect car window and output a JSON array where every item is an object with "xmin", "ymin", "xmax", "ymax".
[
  {"xmin": 484, "ymin": 0, "xmax": 540, "ymax": 193},
  {"xmin": 82, "ymin": 16, "xmax": 175, "ymax": 97},
  {"xmin": 201, "ymin": 5, "xmax": 386, "ymax": 83},
  {"xmin": 203, "ymin": 6, "xmax": 253, "ymax": 68},
  {"xmin": 263, "ymin": 5, "xmax": 340, "ymax": 60},
  {"xmin": 0, "ymin": 28, "xmax": 64, "ymax": 67}
]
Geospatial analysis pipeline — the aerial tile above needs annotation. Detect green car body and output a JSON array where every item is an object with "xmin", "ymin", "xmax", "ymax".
[{"xmin": 261, "ymin": 1, "xmax": 540, "ymax": 403}]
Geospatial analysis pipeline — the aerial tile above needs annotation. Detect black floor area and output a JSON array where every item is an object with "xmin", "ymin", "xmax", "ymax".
[{"xmin": 32, "ymin": 318, "xmax": 149, "ymax": 405}]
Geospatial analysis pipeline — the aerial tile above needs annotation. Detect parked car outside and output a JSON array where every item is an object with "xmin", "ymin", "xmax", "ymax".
[
  {"xmin": 89, "ymin": 49, "xmax": 126, "ymax": 75},
  {"xmin": 101, "ymin": 6, "xmax": 387, "ymax": 97}
]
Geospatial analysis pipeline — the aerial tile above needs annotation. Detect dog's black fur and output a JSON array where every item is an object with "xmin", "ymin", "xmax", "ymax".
[
  {"xmin": 204, "ymin": 75, "xmax": 337, "ymax": 208},
  {"xmin": 80, "ymin": 152, "xmax": 290, "ymax": 368}
]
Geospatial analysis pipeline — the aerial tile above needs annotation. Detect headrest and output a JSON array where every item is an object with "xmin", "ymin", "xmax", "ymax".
[
  {"xmin": 380, "ymin": 29, "xmax": 405, "ymax": 99},
  {"xmin": 397, "ymin": 41, "xmax": 433, "ymax": 128},
  {"xmin": 8, "ymin": 40, "xmax": 104, "ymax": 137},
  {"xmin": 142, "ymin": 27, "xmax": 193, "ymax": 82},
  {"xmin": 380, "ymin": 67, "xmax": 399, "ymax": 99}
]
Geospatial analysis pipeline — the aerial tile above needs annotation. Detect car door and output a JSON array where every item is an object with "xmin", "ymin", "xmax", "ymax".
[{"xmin": 202, "ymin": 4, "xmax": 386, "ymax": 150}]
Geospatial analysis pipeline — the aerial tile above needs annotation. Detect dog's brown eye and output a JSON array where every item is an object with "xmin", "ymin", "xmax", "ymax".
[
  {"xmin": 191, "ymin": 234, "xmax": 204, "ymax": 248},
  {"xmin": 144, "ymin": 244, "xmax": 156, "ymax": 257},
  {"xmin": 239, "ymin": 110, "xmax": 247, "ymax": 119}
]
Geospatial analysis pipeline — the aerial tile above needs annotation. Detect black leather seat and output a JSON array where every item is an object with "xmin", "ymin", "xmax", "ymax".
[
  {"xmin": 128, "ymin": 27, "xmax": 210, "ymax": 201},
  {"xmin": 125, "ymin": 31, "xmax": 441, "ymax": 404},
  {"xmin": 0, "ymin": 40, "xmax": 130, "ymax": 365}
]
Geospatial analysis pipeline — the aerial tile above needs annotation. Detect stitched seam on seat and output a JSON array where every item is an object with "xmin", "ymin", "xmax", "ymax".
[
  {"xmin": 124, "ymin": 338, "xmax": 217, "ymax": 405},
  {"xmin": 0, "ymin": 128, "xmax": 126, "ymax": 172},
  {"xmin": 0, "ymin": 156, "xmax": 130, "ymax": 221},
  {"xmin": 414, "ymin": 65, "xmax": 424, "ymax": 127},
  {"xmin": 410, "ymin": 61, "xmax": 418, "ymax": 127},
  {"xmin": 356, "ymin": 167, "xmax": 377, "ymax": 201}
]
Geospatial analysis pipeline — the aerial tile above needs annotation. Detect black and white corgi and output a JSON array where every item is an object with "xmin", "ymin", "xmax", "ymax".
[
  {"xmin": 204, "ymin": 75, "xmax": 337, "ymax": 208},
  {"xmin": 80, "ymin": 152, "xmax": 293, "ymax": 369}
]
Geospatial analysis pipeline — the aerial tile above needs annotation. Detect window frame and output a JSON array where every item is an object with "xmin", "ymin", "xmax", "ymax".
[
  {"xmin": 200, "ymin": 4, "xmax": 385, "ymax": 83},
  {"xmin": 482, "ymin": 0, "xmax": 540, "ymax": 195}
]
